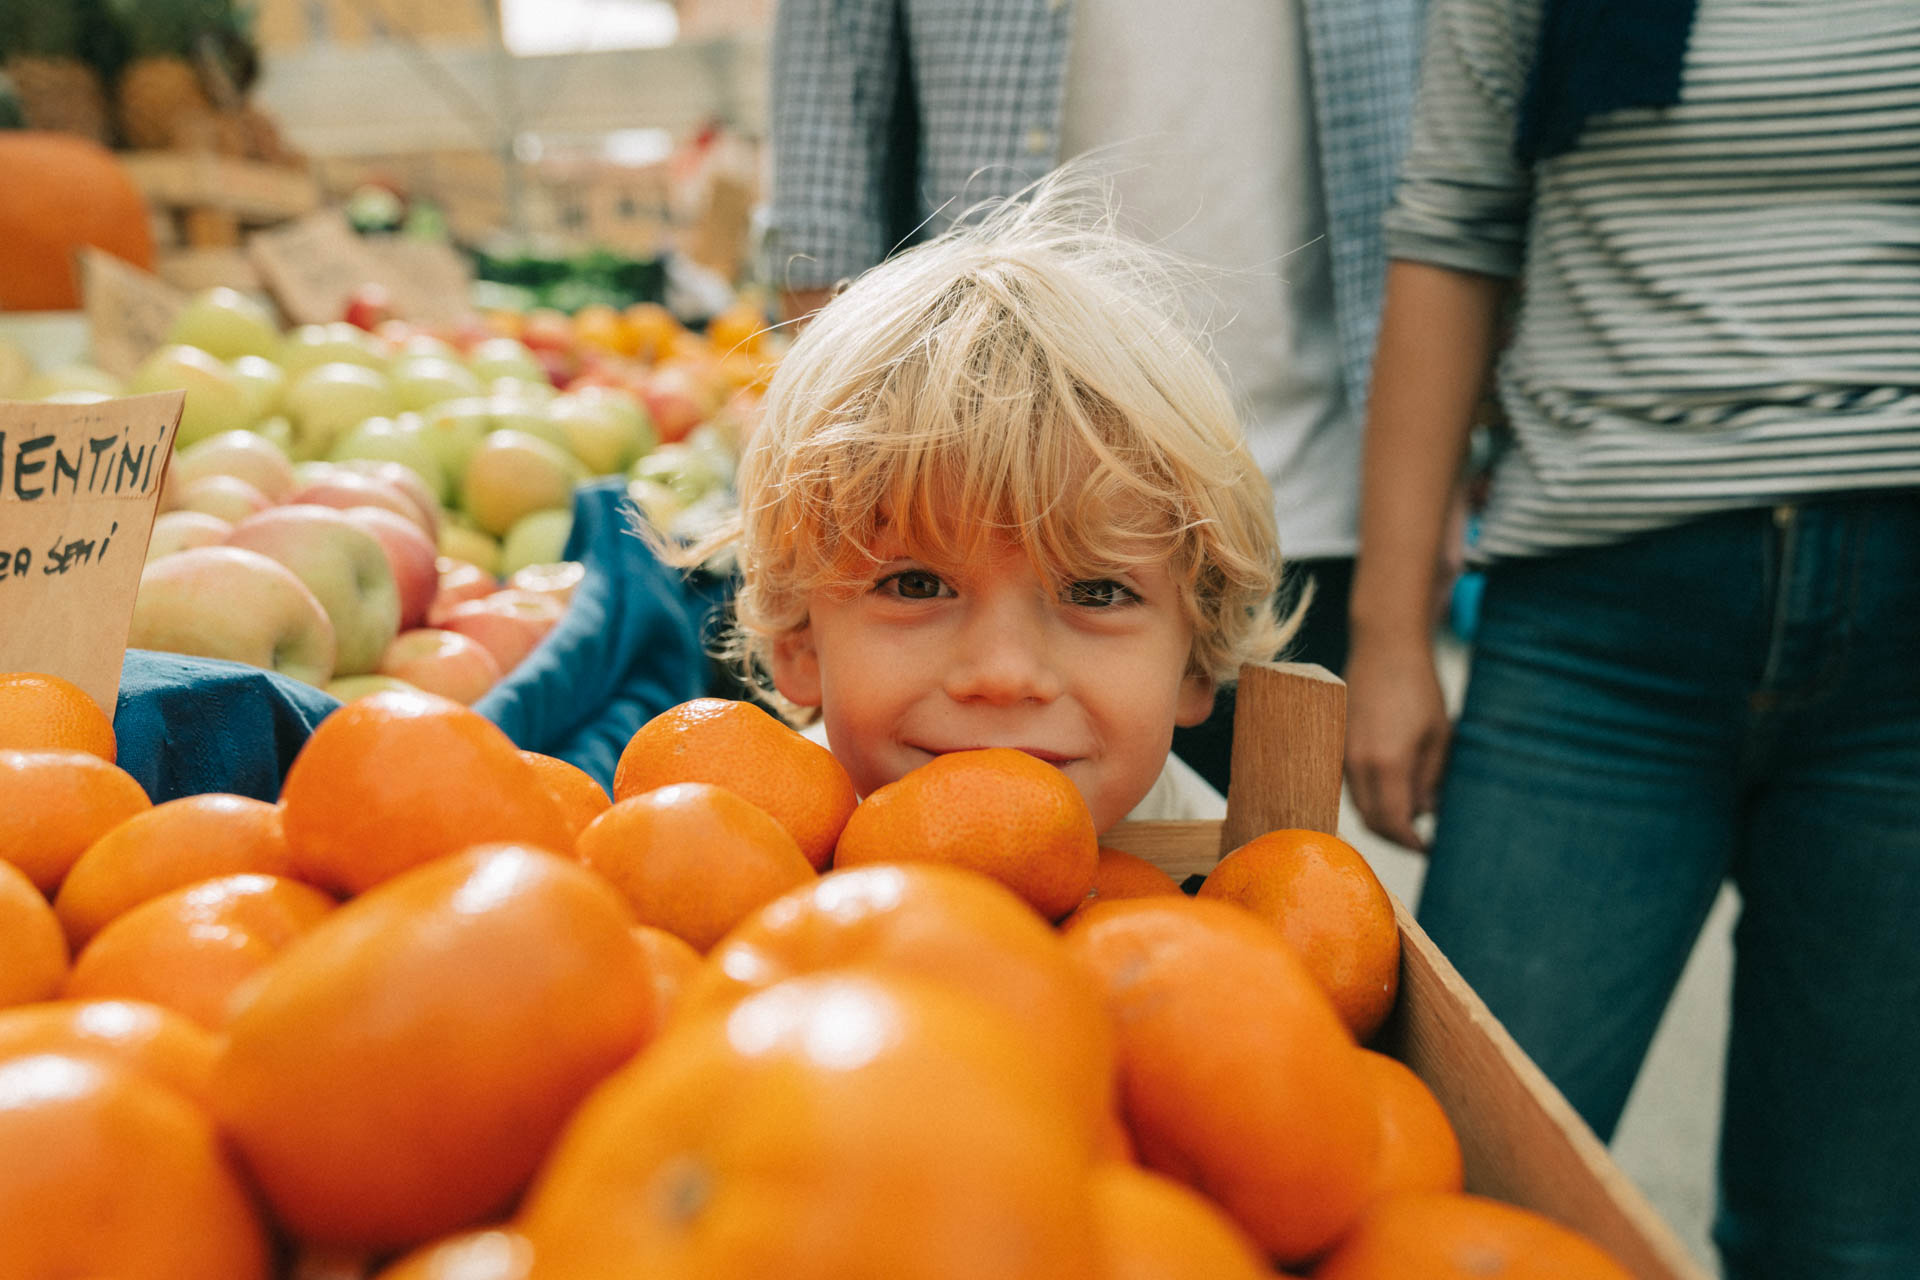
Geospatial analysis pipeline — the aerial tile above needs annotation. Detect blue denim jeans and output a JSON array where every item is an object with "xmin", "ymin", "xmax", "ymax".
[{"xmin": 1419, "ymin": 492, "xmax": 1920, "ymax": 1280}]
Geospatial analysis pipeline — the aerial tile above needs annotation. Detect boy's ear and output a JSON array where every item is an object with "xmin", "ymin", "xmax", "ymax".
[
  {"xmin": 769, "ymin": 626, "xmax": 823, "ymax": 707},
  {"xmin": 1174, "ymin": 673, "xmax": 1215, "ymax": 728}
]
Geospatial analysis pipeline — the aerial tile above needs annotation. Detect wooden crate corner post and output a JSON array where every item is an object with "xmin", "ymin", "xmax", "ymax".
[{"xmin": 1221, "ymin": 660, "xmax": 1347, "ymax": 852}]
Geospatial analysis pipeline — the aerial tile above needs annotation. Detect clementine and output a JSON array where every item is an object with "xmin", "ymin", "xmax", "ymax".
[
  {"xmin": 578, "ymin": 781, "xmax": 816, "ymax": 951},
  {"xmin": 0, "ymin": 748, "xmax": 150, "ymax": 892},
  {"xmin": 1357, "ymin": 1047, "xmax": 1464, "ymax": 1204},
  {"xmin": 0, "ymin": 670, "xmax": 116, "ymax": 760},
  {"xmin": 54, "ymin": 792, "xmax": 293, "ymax": 948},
  {"xmin": 612, "ymin": 697, "xmax": 857, "ymax": 870},
  {"xmin": 0, "ymin": 998, "xmax": 220, "ymax": 1113},
  {"xmin": 1063, "ymin": 896, "xmax": 1377, "ymax": 1266},
  {"xmin": 213, "ymin": 844, "xmax": 654, "ymax": 1251},
  {"xmin": 0, "ymin": 858, "xmax": 67, "ymax": 1007},
  {"xmin": 1089, "ymin": 1163, "xmax": 1273, "ymax": 1280},
  {"xmin": 677, "ymin": 862, "xmax": 1116, "ymax": 1141},
  {"xmin": 0, "ymin": 1053, "xmax": 272, "ymax": 1279},
  {"xmin": 1062, "ymin": 846, "xmax": 1184, "ymax": 925},
  {"xmin": 280, "ymin": 689, "xmax": 572, "ymax": 895},
  {"xmin": 519, "ymin": 971, "xmax": 1100, "ymax": 1280},
  {"xmin": 1198, "ymin": 828, "xmax": 1401, "ymax": 1042},
  {"xmin": 632, "ymin": 923, "xmax": 702, "ymax": 1038},
  {"xmin": 519, "ymin": 750, "xmax": 611, "ymax": 847},
  {"xmin": 1309, "ymin": 1192, "xmax": 1634, "ymax": 1280},
  {"xmin": 833, "ymin": 748, "xmax": 1099, "ymax": 920},
  {"xmin": 63, "ymin": 873, "xmax": 336, "ymax": 1028}
]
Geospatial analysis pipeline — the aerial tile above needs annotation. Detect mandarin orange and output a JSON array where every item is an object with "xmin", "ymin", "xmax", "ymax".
[
  {"xmin": 1089, "ymin": 1162, "xmax": 1273, "ymax": 1280},
  {"xmin": 0, "ymin": 748, "xmax": 150, "ymax": 892},
  {"xmin": 1357, "ymin": 1047, "xmax": 1464, "ymax": 1205},
  {"xmin": 0, "ymin": 998, "xmax": 220, "ymax": 1112},
  {"xmin": 833, "ymin": 747, "xmax": 1098, "ymax": 920},
  {"xmin": 519, "ymin": 971, "xmax": 1100, "ymax": 1280},
  {"xmin": 612, "ymin": 697, "xmax": 857, "ymax": 870},
  {"xmin": 0, "ymin": 858, "xmax": 67, "ymax": 1007},
  {"xmin": 1198, "ymin": 828, "xmax": 1401, "ymax": 1042},
  {"xmin": 0, "ymin": 670, "xmax": 116, "ymax": 760},
  {"xmin": 63, "ymin": 873, "xmax": 336, "ymax": 1028},
  {"xmin": 280, "ymin": 689, "xmax": 572, "ymax": 895},
  {"xmin": 518, "ymin": 750, "xmax": 611, "ymax": 848},
  {"xmin": 631, "ymin": 923, "xmax": 702, "ymax": 1038},
  {"xmin": 1064, "ymin": 896, "xmax": 1377, "ymax": 1266},
  {"xmin": 214, "ymin": 844, "xmax": 654, "ymax": 1252},
  {"xmin": 54, "ymin": 792, "xmax": 293, "ymax": 948},
  {"xmin": 1309, "ymin": 1192, "xmax": 1634, "ymax": 1280},
  {"xmin": 0, "ymin": 1053, "xmax": 272, "ymax": 1279}
]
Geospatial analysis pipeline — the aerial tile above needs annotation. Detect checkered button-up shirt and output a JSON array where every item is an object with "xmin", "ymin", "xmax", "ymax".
[{"xmin": 765, "ymin": 0, "xmax": 1424, "ymax": 417}]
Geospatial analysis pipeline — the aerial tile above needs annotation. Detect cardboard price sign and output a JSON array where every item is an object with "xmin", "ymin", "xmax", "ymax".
[
  {"xmin": 0, "ymin": 392, "xmax": 185, "ymax": 715},
  {"xmin": 81, "ymin": 249, "xmax": 188, "ymax": 381},
  {"xmin": 362, "ymin": 237, "xmax": 474, "ymax": 325},
  {"xmin": 249, "ymin": 208, "xmax": 385, "ymax": 326}
]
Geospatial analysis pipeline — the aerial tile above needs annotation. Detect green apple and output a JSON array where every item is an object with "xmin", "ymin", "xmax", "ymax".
[
  {"xmin": 167, "ymin": 286, "xmax": 281, "ymax": 360},
  {"xmin": 327, "ymin": 673, "xmax": 421, "ymax": 702},
  {"xmin": 256, "ymin": 415, "xmax": 296, "ymax": 456},
  {"xmin": 419, "ymin": 397, "xmax": 494, "ymax": 480},
  {"xmin": 0, "ymin": 339, "xmax": 31, "ymax": 397},
  {"xmin": 330, "ymin": 415, "xmax": 450, "ymax": 503},
  {"xmin": 283, "ymin": 362, "xmax": 399, "ymax": 460},
  {"xmin": 548, "ymin": 389, "xmax": 654, "ymax": 475},
  {"xmin": 483, "ymin": 375, "xmax": 556, "ymax": 405},
  {"xmin": 279, "ymin": 322, "xmax": 391, "ymax": 380},
  {"xmin": 629, "ymin": 441, "xmax": 726, "ymax": 507},
  {"xmin": 23, "ymin": 363, "xmax": 122, "ymax": 399},
  {"xmin": 461, "ymin": 430, "xmax": 580, "ymax": 537},
  {"xmin": 465, "ymin": 337, "xmax": 545, "ymax": 386},
  {"xmin": 129, "ymin": 344, "xmax": 254, "ymax": 447},
  {"xmin": 438, "ymin": 520, "xmax": 502, "ymax": 576},
  {"xmin": 389, "ymin": 353, "xmax": 483, "ymax": 412},
  {"xmin": 499, "ymin": 507, "xmax": 574, "ymax": 577},
  {"xmin": 171, "ymin": 429, "xmax": 297, "ymax": 502},
  {"xmin": 229, "ymin": 354, "xmax": 287, "ymax": 422},
  {"xmin": 625, "ymin": 476, "xmax": 683, "ymax": 531}
]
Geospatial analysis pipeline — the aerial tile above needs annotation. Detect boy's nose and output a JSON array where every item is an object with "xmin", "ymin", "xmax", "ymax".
[{"xmin": 943, "ymin": 601, "xmax": 1064, "ymax": 705}]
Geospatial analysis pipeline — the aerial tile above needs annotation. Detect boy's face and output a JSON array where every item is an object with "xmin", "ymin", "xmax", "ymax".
[{"xmin": 769, "ymin": 534, "xmax": 1215, "ymax": 833}]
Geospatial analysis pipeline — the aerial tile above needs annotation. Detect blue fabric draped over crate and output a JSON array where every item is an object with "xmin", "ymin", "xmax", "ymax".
[
  {"xmin": 473, "ymin": 477, "xmax": 710, "ymax": 792},
  {"xmin": 113, "ymin": 650, "xmax": 338, "ymax": 804},
  {"xmin": 111, "ymin": 479, "xmax": 715, "ymax": 803}
]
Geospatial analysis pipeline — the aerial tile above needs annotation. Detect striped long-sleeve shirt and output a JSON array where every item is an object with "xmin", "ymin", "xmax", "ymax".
[{"xmin": 1385, "ymin": 0, "xmax": 1920, "ymax": 559}]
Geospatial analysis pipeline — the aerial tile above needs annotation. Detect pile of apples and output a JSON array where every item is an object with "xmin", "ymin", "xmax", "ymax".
[{"xmin": 5, "ymin": 283, "xmax": 770, "ymax": 702}]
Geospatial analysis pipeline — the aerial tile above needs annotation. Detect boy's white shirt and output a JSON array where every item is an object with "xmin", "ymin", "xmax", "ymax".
[{"xmin": 797, "ymin": 721, "xmax": 1228, "ymax": 825}]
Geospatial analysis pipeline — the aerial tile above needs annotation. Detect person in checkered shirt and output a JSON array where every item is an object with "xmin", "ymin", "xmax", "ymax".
[{"xmin": 764, "ymin": 0, "xmax": 1424, "ymax": 798}]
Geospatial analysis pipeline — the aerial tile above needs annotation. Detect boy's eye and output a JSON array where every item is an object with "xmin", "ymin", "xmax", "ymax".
[
  {"xmin": 879, "ymin": 569, "xmax": 950, "ymax": 600},
  {"xmin": 1063, "ymin": 578, "xmax": 1138, "ymax": 608}
]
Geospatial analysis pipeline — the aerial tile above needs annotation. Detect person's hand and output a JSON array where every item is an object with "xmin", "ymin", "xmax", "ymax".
[{"xmin": 1344, "ymin": 632, "xmax": 1451, "ymax": 852}]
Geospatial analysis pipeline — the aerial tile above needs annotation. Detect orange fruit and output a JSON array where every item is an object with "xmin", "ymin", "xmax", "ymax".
[
  {"xmin": 0, "ymin": 858, "xmax": 67, "ymax": 1007},
  {"xmin": 280, "ymin": 689, "xmax": 572, "ymax": 895},
  {"xmin": 1062, "ymin": 846, "xmax": 1185, "ymax": 925},
  {"xmin": 0, "ymin": 670, "xmax": 116, "ymax": 760},
  {"xmin": 834, "ymin": 748, "xmax": 1099, "ymax": 921},
  {"xmin": 1064, "ymin": 896, "xmax": 1377, "ymax": 1266},
  {"xmin": 0, "ymin": 748, "xmax": 150, "ymax": 892},
  {"xmin": 213, "ymin": 844, "xmax": 654, "ymax": 1251},
  {"xmin": 1198, "ymin": 828, "xmax": 1401, "ymax": 1042},
  {"xmin": 1357, "ymin": 1048, "xmax": 1464, "ymax": 1205},
  {"xmin": 1309, "ymin": 1192, "xmax": 1634, "ymax": 1280},
  {"xmin": 705, "ymin": 301, "xmax": 769, "ymax": 357},
  {"xmin": 375, "ymin": 1227, "xmax": 536, "ymax": 1279},
  {"xmin": 579, "ymin": 782, "xmax": 816, "ymax": 952},
  {"xmin": 0, "ymin": 1052, "xmax": 272, "ymax": 1279},
  {"xmin": 621, "ymin": 302, "xmax": 682, "ymax": 362},
  {"xmin": 54, "ymin": 792, "xmax": 293, "ymax": 948},
  {"xmin": 519, "ymin": 750, "xmax": 611, "ymax": 848},
  {"xmin": 1089, "ymin": 1163, "xmax": 1272, "ymax": 1280},
  {"xmin": 519, "ymin": 971, "xmax": 1100, "ymax": 1280},
  {"xmin": 632, "ymin": 923, "xmax": 702, "ymax": 1037},
  {"xmin": 571, "ymin": 303, "xmax": 629, "ymax": 354},
  {"xmin": 0, "ymin": 998, "xmax": 220, "ymax": 1113},
  {"xmin": 676, "ymin": 862, "xmax": 1116, "ymax": 1142},
  {"xmin": 63, "ymin": 873, "xmax": 336, "ymax": 1029},
  {"xmin": 612, "ymin": 697, "xmax": 857, "ymax": 871}
]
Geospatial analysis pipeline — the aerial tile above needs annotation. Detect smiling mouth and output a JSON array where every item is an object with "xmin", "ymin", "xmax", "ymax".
[{"xmin": 921, "ymin": 745, "xmax": 1078, "ymax": 765}]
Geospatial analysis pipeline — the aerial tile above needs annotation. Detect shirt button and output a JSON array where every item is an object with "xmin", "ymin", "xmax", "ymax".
[{"xmin": 1025, "ymin": 128, "xmax": 1052, "ymax": 155}]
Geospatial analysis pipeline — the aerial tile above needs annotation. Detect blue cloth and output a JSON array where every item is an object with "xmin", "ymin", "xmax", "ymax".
[
  {"xmin": 1419, "ymin": 493, "xmax": 1920, "ymax": 1279},
  {"xmin": 473, "ymin": 478, "xmax": 708, "ymax": 793},
  {"xmin": 1515, "ymin": 0, "xmax": 1699, "ymax": 164},
  {"xmin": 114, "ymin": 649, "xmax": 338, "ymax": 803}
]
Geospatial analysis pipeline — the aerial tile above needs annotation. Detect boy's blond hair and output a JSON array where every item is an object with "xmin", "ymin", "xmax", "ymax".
[{"xmin": 716, "ymin": 172, "xmax": 1294, "ymax": 696}]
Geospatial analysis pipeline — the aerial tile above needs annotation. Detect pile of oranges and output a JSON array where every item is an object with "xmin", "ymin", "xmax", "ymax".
[{"xmin": 0, "ymin": 671, "xmax": 1635, "ymax": 1279}]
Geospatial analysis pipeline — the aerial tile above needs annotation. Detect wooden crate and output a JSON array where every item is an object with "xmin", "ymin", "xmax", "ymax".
[{"xmin": 1103, "ymin": 663, "xmax": 1709, "ymax": 1280}]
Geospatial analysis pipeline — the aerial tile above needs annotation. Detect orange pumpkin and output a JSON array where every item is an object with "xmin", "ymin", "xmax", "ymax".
[{"xmin": 0, "ymin": 132, "xmax": 155, "ymax": 312}]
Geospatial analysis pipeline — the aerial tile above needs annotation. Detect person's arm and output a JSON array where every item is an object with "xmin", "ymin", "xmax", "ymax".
[{"xmin": 1344, "ymin": 260, "xmax": 1507, "ymax": 850}]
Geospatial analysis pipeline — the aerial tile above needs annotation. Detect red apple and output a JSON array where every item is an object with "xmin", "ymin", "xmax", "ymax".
[
  {"xmin": 507, "ymin": 560, "xmax": 585, "ymax": 606},
  {"xmin": 340, "ymin": 506, "xmax": 440, "ymax": 630},
  {"xmin": 328, "ymin": 458, "xmax": 443, "ymax": 540},
  {"xmin": 639, "ymin": 363, "xmax": 719, "ymax": 444},
  {"xmin": 130, "ymin": 546, "xmax": 337, "ymax": 686},
  {"xmin": 146, "ymin": 510, "xmax": 235, "ymax": 564},
  {"xmin": 226, "ymin": 505, "xmax": 402, "ymax": 677},
  {"xmin": 428, "ymin": 557, "xmax": 499, "ymax": 626},
  {"xmin": 377, "ymin": 628, "xmax": 503, "ymax": 705},
  {"xmin": 437, "ymin": 589, "xmax": 564, "ymax": 675},
  {"xmin": 287, "ymin": 468, "xmax": 430, "ymax": 537},
  {"xmin": 343, "ymin": 282, "xmax": 396, "ymax": 332},
  {"xmin": 170, "ymin": 473, "xmax": 273, "ymax": 525}
]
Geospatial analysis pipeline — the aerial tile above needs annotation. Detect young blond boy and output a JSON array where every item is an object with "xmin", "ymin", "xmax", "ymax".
[{"xmin": 714, "ymin": 180, "xmax": 1294, "ymax": 832}]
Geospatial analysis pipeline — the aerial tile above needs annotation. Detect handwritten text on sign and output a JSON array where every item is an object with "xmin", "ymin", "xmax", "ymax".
[{"xmin": 0, "ymin": 392, "xmax": 186, "ymax": 714}]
